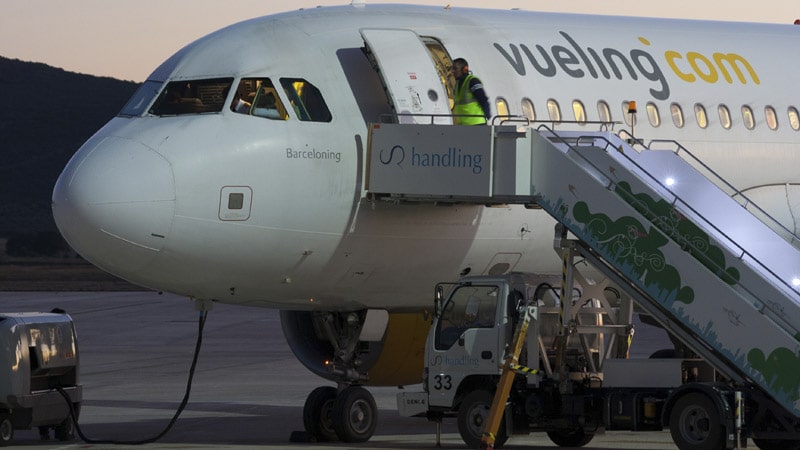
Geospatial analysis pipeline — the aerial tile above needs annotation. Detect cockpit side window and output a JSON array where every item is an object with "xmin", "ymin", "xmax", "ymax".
[
  {"xmin": 150, "ymin": 78, "xmax": 233, "ymax": 116},
  {"xmin": 279, "ymin": 78, "xmax": 332, "ymax": 122},
  {"xmin": 231, "ymin": 78, "xmax": 288, "ymax": 120}
]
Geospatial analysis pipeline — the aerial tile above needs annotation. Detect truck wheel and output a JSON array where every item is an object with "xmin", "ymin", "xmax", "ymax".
[
  {"xmin": 332, "ymin": 386, "xmax": 377, "ymax": 443},
  {"xmin": 303, "ymin": 386, "xmax": 338, "ymax": 442},
  {"xmin": 457, "ymin": 390, "xmax": 508, "ymax": 448},
  {"xmin": 547, "ymin": 428, "xmax": 594, "ymax": 447},
  {"xmin": 0, "ymin": 416, "xmax": 13, "ymax": 446},
  {"xmin": 54, "ymin": 415, "xmax": 74, "ymax": 441},
  {"xmin": 669, "ymin": 392, "xmax": 725, "ymax": 450}
]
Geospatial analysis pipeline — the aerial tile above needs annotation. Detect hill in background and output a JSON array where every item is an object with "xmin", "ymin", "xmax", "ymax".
[
  {"xmin": 0, "ymin": 57, "xmax": 141, "ymax": 288},
  {"xmin": 0, "ymin": 56, "xmax": 139, "ymax": 235}
]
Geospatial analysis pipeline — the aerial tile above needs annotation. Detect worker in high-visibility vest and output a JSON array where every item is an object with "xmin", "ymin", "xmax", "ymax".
[{"xmin": 452, "ymin": 57, "xmax": 491, "ymax": 125}]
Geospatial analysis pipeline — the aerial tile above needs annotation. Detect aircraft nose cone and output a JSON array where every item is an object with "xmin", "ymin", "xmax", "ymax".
[{"xmin": 52, "ymin": 136, "xmax": 175, "ymax": 277}]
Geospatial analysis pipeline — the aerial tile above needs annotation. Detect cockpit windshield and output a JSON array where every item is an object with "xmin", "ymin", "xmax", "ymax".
[
  {"xmin": 122, "ymin": 76, "xmax": 333, "ymax": 121},
  {"xmin": 149, "ymin": 78, "xmax": 233, "ymax": 116},
  {"xmin": 230, "ymin": 77, "xmax": 332, "ymax": 122},
  {"xmin": 119, "ymin": 80, "xmax": 163, "ymax": 117},
  {"xmin": 230, "ymin": 78, "xmax": 288, "ymax": 120}
]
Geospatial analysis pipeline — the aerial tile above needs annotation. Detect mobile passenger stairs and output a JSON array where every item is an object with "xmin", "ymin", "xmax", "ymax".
[{"xmin": 365, "ymin": 117, "xmax": 800, "ymax": 449}]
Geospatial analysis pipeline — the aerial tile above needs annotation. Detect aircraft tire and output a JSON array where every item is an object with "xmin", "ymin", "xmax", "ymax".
[
  {"xmin": 332, "ymin": 386, "xmax": 377, "ymax": 443},
  {"xmin": 303, "ymin": 386, "xmax": 338, "ymax": 442}
]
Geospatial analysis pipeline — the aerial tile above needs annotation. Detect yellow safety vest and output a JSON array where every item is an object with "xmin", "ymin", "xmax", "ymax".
[{"xmin": 453, "ymin": 74, "xmax": 486, "ymax": 125}]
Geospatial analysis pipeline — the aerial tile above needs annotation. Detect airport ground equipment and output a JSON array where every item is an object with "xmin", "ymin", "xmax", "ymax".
[
  {"xmin": 373, "ymin": 122, "xmax": 800, "ymax": 449},
  {"xmin": 0, "ymin": 312, "xmax": 81, "ymax": 445}
]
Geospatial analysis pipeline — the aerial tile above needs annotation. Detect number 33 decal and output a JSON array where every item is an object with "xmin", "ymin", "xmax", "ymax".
[{"xmin": 433, "ymin": 374, "xmax": 452, "ymax": 390}]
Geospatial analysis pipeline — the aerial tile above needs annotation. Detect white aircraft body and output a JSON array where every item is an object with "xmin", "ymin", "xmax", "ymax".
[{"xmin": 52, "ymin": 2, "xmax": 800, "ymax": 444}]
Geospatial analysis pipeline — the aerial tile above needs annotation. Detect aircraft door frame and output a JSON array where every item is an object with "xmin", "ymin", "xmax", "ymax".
[
  {"xmin": 420, "ymin": 37, "xmax": 455, "ymax": 110},
  {"xmin": 360, "ymin": 28, "xmax": 453, "ymax": 124}
]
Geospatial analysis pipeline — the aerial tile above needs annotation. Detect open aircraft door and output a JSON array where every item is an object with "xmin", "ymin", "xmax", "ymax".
[{"xmin": 361, "ymin": 29, "xmax": 452, "ymax": 125}]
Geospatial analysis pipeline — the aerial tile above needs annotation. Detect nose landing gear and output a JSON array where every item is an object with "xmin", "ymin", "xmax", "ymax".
[{"xmin": 299, "ymin": 311, "xmax": 380, "ymax": 443}]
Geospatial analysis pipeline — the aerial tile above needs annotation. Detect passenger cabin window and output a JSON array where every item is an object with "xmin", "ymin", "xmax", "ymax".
[
  {"xmin": 765, "ymin": 106, "xmax": 778, "ymax": 130},
  {"xmin": 742, "ymin": 105, "xmax": 756, "ymax": 130},
  {"xmin": 546, "ymin": 99, "xmax": 561, "ymax": 122},
  {"xmin": 150, "ymin": 78, "xmax": 233, "ymax": 116},
  {"xmin": 231, "ymin": 78, "xmax": 288, "ymax": 120},
  {"xmin": 119, "ymin": 80, "xmax": 163, "ymax": 117},
  {"xmin": 718, "ymin": 105, "xmax": 732, "ymax": 129},
  {"xmin": 572, "ymin": 100, "xmax": 586, "ymax": 124},
  {"xmin": 495, "ymin": 97, "xmax": 509, "ymax": 119},
  {"xmin": 670, "ymin": 103, "xmax": 685, "ymax": 128},
  {"xmin": 521, "ymin": 98, "xmax": 536, "ymax": 121},
  {"xmin": 597, "ymin": 101, "xmax": 612, "ymax": 124},
  {"xmin": 646, "ymin": 102, "xmax": 660, "ymax": 127},
  {"xmin": 789, "ymin": 107, "xmax": 800, "ymax": 131},
  {"xmin": 694, "ymin": 103, "xmax": 708, "ymax": 129},
  {"xmin": 280, "ymin": 78, "xmax": 332, "ymax": 122}
]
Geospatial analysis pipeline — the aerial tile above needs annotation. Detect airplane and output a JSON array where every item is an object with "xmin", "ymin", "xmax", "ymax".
[{"xmin": 51, "ymin": 1, "xmax": 800, "ymax": 444}]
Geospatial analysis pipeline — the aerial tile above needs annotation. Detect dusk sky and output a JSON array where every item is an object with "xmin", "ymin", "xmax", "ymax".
[{"xmin": 1, "ymin": 1, "xmax": 796, "ymax": 82}]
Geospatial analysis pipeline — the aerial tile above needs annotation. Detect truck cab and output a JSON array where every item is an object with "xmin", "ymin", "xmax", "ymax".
[{"xmin": 425, "ymin": 274, "xmax": 541, "ymax": 447}]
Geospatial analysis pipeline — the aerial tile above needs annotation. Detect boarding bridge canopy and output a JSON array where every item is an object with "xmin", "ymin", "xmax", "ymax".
[{"xmin": 366, "ymin": 122, "xmax": 800, "ymax": 418}]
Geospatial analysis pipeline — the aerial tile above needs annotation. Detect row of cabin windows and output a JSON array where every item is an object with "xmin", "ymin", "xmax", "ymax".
[{"xmin": 495, "ymin": 98, "xmax": 800, "ymax": 132}]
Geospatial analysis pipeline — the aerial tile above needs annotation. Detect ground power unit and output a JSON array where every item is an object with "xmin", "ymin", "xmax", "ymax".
[{"xmin": 0, "ymin": 312, "xmax": 81, "ymax": 445}]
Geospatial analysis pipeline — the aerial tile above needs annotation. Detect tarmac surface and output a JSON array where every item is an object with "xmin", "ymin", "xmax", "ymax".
[{"xmin": 0, "ymin": 291, "xmax": 695, "ymax": 449}]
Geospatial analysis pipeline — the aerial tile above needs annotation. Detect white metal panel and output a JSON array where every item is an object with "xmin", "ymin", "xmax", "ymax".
[{"xmin": 361, "ymin": 28, "xmax": 451, "ymax": 125}]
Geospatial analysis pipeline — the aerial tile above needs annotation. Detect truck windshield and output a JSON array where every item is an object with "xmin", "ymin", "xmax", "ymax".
[{"xmin": 436, "ymin": 284, "xmax": 498, "ymax": 349}]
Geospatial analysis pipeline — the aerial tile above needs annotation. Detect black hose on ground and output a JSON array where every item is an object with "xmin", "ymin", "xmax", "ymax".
[{"xmin": 57, "ymin": 309, "xmax": 208, "ymax": 445}]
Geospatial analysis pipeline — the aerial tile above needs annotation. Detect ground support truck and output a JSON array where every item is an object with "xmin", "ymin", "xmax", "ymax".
[
  {"xmin": 398, "ymin": 268, "xmax": 717, "ymax": 448},
  {"xmin": 398, "ymin": 245, "xmax": 797, "ymax": 449},
  {"xmin": 0, "ymin": 312, "xmax": 81, "ymax": 445}
]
